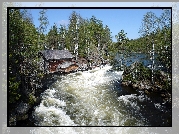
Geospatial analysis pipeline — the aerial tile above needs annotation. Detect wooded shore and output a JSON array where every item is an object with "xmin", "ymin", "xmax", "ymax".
[{"xmin": 121, "ymin": 62, "xmax": 171, "ymax": 105}]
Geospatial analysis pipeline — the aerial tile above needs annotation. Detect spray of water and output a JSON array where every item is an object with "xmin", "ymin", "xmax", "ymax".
[{"xmin": 33, "ymin": 65, "xmax": 150, "ymax": 126}]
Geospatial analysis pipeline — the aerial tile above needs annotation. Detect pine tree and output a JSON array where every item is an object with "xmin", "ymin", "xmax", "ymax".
[
  {"xmin": 47, "ymin": 23, "xmax": 59, "ymax": 49},
  {"xmin": 38, "ymin": 9, "xmax": 49, "ymax": 49}
]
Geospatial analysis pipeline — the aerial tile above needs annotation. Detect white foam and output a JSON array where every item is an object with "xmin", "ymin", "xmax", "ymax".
[
  {"xmin": 33, "ymin": 65, "xmax": 146, "ymax": 126},
  {"xmin": 118, "ymin": 94, "xmax": 140, "ymax": 111},
  {"xmin": 30, "ymin": 127, "xmax": 150, "ymax": 134},
  {"xmin": 34, "ymin": 104, "xmax": 76, "ymax": 126}
]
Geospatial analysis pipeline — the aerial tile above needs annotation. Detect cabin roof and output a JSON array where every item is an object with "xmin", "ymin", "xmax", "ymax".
[{"xmin": 40, "ymin": 50, "xmax": 74, "ymax": 60}]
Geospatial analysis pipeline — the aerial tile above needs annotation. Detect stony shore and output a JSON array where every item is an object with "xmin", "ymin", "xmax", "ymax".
[
  {"xmin": 8, "ymin": 57, "xmax": 107, "ymax": 126},
  {"xmin": 8, "ymin": 73, "xmax": 57, "ymax": 126},
  {"xmin": 9, "ymin": 60, "xmax": 171, "ymax": 126},
  {"xmin": 121, "ymin": 62, "xmax": 171, "ymax": 104}
]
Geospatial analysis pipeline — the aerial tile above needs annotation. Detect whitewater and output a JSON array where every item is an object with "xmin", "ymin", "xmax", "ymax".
[{"xmin": 32, "ymin": 65, "xmax": 170, "ymax": 127}]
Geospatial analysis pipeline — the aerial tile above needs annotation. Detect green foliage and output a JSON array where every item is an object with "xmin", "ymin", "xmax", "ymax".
[
  {"xmin": 62, "ymin": 11, "xmax": 113, "ymax": 61},
  {"xmin": 38, "ymin": 9, "xmax": 49, "ymax": 49},
  {"xmin": 135, "ymin": 62, "xmax": 151, "ymax": 81},
  {"xmin": 121, "ymin": 9, "xmax": 172, "ymax": 73},
  {"xmin": 58, "ymin": 24, "xmax": 67, "ymax": 50},
  {"xmin": 9, "ymin": 9, "xmax": 24, "ymax": 103},
  {"xmin": 38, "ymin": 9, "xmax": 49, "ymax": 33},
  {"xmin": 122, "ymin": 73, "xmax": 133, "ymax": 82},
  {"xmin": 108, "ymin": 29, "xmax": 130, "ymax": 67},
  {"xmin": 112, "ymin": 30, "xmax": 129, "ymax": 56},
  {"xmin": 115, "ymin": 30, "xmax": 129, "ymax": 46},
  {"xmin": 123, "ymin": 62, "xmax": 151, "ymax": 83},
  {"xmin": 47, "ymin": 23, "xmax": 59, "ymax": 49},
  {"xmin": 65, "ymin": 11, "xmax": 79, "ymax": 53},
  {"xmin": 123, "ymin": 62, "xmax": 171, "ymax": 92},
  {"xmin": 9, "ymin": 9, "xmax": 43, "ymax": 104},
  {"xmin": 9, "ymin": 77, "xmax": 21, "ymax": 103},
  {"xmin": 138, "ymin": 9, "xmax": 171, "ymax": 72},
  {"xmin": 155, "ymin": 70, "xmax": 171, "ymax": 91},
  {"xmin": 28, "ymin": 93, "xmax": 36, "ymax": 106}
]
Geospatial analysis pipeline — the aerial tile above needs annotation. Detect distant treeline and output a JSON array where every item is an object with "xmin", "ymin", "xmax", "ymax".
[{"xmin": 8, "ymin": 8, "xmax": 171, "ymax": 104}]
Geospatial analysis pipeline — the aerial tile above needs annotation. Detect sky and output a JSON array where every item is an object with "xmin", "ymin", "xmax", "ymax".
[{"xmin": 28, "ymin": 8, "xmax": 167, "ymax": 42}]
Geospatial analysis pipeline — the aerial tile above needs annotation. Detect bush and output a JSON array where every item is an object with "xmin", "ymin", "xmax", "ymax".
[
  {"xmin": 28, "ymin": 93, "xmax": 36, "ymax": 106},
  {"xmin": 9, "ymin": 77, "xmax": 21, "ymax": 104},
  {"xmin": 122, "ymin": 62, "xmax": 152, "ymax": 82}
]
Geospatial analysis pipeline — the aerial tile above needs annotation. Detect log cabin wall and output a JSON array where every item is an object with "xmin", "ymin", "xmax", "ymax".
[
  {"xmin": 39, "ymin": 50, "xmax": 78, "ymax": 73},
  {"xmin": 49, "ymin": 60, "xmax": 63, "ymax": 73},
  {"xmin": 59, "ymin": 64, "xmax": 79, "ymax": 73},
  {"xmin": 48, "ymin": 58, "xmax": 77, "ymax": 73}
]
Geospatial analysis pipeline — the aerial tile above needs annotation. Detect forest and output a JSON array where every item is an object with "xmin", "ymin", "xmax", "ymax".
[{"xmin": 8, "ymin": 8, "xmax": 171, "ymax": 109}]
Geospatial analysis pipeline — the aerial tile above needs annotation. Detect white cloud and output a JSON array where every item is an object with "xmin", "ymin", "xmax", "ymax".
[{"xmin": 57, "ymin": 20, "xmax": 69, "ymax": 26}]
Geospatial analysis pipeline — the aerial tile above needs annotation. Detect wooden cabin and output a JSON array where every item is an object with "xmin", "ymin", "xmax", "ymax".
[{"xmin": 39, "ymin": 50, "xmax": 79, "ymax": 73}]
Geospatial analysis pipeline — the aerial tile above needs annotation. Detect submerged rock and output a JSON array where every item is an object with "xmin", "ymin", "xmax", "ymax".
[
  {"xmin": 16, "ymin": 102, "xmax": 30, "ymax": 115},
  {"xmin": 9, "ymin": 101, "xmax": 31, "ymax": 126},
  {"xmin": 132, "ymin": 83, "xmax": 139, "ymax": 89}
]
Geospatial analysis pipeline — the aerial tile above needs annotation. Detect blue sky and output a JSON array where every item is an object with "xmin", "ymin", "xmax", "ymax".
[{"xmin": 28, "ymin": 8, "xmax": 166, "ymax": 42}]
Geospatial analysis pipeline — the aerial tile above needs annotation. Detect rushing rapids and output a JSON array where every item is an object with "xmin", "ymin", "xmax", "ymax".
[{"xmin": 32, "ymin": 65, "xmax": 171, "ymax": 126}]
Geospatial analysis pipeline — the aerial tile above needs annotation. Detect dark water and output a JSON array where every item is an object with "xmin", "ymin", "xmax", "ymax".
[{"xmin": 115, "ymin": 53, "xmax": 166, "ymax": 71}]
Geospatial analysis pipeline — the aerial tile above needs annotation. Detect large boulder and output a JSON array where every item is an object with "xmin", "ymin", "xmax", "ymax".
[{"xmin": 16, "ymin": 102, "xmax": 30, "ymax": 115}]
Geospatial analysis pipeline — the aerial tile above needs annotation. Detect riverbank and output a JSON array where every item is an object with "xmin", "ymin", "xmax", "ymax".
[
  {"xmin": 8, "ymin": 62, "xmax": 172, "ymax": 126},
  {"xmin": 8, "ymin": 60, "xmax": 171, "ymax": 126},
  {"xmin": 8, "ymin": 73, "xmax": 59, "ymax": 126},
  {"xmin": 32, "ymin": 65, "xmax": 171, "ymax": 126},
  {"xmin": 121, "ymin": 62, "xmax": 171, "ymax": 105},
  {"xmin": 8, "ymin": 59, "xmax": 106, "ymax": 126}
]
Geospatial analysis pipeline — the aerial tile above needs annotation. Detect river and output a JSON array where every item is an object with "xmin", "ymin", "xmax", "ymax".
[{"xmin": 32, "ymin": 54, "xmax": 171, "ymax": 126}]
